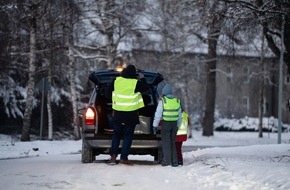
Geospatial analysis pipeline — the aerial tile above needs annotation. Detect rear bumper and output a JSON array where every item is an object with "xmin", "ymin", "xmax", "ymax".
[{"xmin": 85, "ymin": 139, "xmax": 160, "ymax": 149}]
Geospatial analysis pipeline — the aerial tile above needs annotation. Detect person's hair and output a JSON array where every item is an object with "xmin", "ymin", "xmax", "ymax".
[{"xmin": 121, "ymin": 64, "xmax": 136, "ymax": 79}]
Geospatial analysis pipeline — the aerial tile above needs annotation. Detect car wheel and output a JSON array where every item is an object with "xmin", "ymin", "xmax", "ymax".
[{"xmin": 82, "ymin": 141, "xmax": 95, "ymax": 163}]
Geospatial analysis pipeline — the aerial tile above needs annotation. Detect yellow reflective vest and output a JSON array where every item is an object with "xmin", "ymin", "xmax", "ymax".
[
  {"xmin": 112, "ymin": 77, "xmax": 144, "ymax": 111},
  {"xmin": 162, "ymin": 97, "xmax": 180, "ymax": 121},
  {"xmin": 177, "ymin": 111, "xmax": 188, "ymax": 135}
]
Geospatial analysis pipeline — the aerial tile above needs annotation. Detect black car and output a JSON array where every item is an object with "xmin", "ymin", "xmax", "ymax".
[{"xmin": 79, "ymin": 68, "xmax": 165, "ymax": 163}]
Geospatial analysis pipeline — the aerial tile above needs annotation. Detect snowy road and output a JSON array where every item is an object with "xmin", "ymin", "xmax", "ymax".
[
  {"xmin": 0, "ymin": 154, "xmax": 195, "ymax": 190},
  {"xmin": 0, "ymin": 145, "xmax": 207, "ymax": 190},
  {"xmin": 1, "ymin": 132, "xmax": 290, "ymax": 190},
  {"xmin": 1, "ymin": 149, "xmax": 290, "ymax": 190}
]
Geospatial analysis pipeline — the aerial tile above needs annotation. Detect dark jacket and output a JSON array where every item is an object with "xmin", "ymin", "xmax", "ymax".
[{"xmin": 106, "ymin": 65, "xmax": 149, "ymax": 125}]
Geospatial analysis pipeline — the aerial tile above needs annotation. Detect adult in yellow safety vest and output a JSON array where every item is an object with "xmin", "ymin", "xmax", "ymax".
[
  {"xmin": 106, "ymin": 64, "xmax": 149, "ymax": 165},
  {"xmin": 153, "ymin": 84, "xmax": 182, "ymax": 167},
  {"xmin": 112, "ymin": 77, "xmax": 144, "ymax": 111}
]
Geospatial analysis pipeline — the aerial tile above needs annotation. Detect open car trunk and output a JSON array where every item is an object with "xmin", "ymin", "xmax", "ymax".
[{"xmin": 89, "ymin": 69, "xmax": 164, "ymax": 136}]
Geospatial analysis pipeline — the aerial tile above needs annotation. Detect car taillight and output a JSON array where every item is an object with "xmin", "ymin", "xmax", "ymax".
[{"xmin": 85, "ymin": 107, "xmax": 96, "ymax": 125}]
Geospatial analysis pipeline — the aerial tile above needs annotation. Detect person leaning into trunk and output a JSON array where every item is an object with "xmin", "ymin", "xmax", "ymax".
[
  {"xmin": 106, "ymin": 64, "xmax": 149, "ymax": 165},
  {"xmin": 153, "ymin": 84, "xmax": 182, "ymax": 167}
]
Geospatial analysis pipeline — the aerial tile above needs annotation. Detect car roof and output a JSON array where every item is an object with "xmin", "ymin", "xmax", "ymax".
[{"xmin": 89, "ymin": 69, "xmax": 164, "ymax": 85}]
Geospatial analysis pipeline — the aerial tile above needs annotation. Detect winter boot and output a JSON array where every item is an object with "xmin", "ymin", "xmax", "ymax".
[{"xmin": 107, "ymin": 155, "xmax": 117, "ymax": 165}]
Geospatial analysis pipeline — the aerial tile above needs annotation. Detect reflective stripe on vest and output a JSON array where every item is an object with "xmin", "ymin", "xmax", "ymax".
[
  {"xmin": 162, "ymin": 97, "xmax": 180, "ymax": 121},
  {"xmin": 112, "ymin": 77, "xmax": 144, "ymax": 111},
  {"xmin": 177, "ymin": 111, "xmax": 188, "ymax": 135}
]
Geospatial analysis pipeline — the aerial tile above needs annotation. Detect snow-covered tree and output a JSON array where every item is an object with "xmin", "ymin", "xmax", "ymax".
[
  {"xmin": 0, "ymin": 0, "xmax": 83, "ymax": 140},
  {"xmin": 221, "ymin": 0, "xmax": 289, "ymax": 137},
  {"xmin": 223, "ymin": 1, "xmax": 290, "ymax": 72}
]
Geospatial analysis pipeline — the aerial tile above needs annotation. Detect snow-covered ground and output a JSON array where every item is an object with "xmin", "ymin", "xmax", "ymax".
[{"xmin": 0, "ymin": 130, "xmax": 290, "ymax": 190}]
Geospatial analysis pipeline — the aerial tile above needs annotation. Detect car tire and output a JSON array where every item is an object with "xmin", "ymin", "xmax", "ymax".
[{"xmin": 82, "ymin": 141, "xmax": 95, "ymax": 163}]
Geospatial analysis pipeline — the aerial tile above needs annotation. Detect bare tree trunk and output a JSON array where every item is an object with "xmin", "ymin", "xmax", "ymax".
[
  {"xmin": 21, "ymin": 8, "xmax": 37, "ymax": 141},
  {"xmin": 104, "ymin": 32, "xmax": 114, "ymax": 68},
  {"xmin": 258, "ymin": 32, "xmax": 265, "ymax": 138},
  {"xmin": 258, "ymin": 84, "xmax": 264, "ymax": 138},
  {"xmin": 103, "ymin": 0, "xmax": 116, "ymax": 68},
  {"xmin": 69, "ymin": 44, "xmax": 80, "ymax": 140},
  {"xmin": 184, "ymin": 69, "xmax": 192, "ymax": 138},
  {"xmin": 67, "ymin": 6, "xmax": 80, "ymax": 140},
  {"xmin": 202, "ymin": 28, "xmax": 219, "ymax": 137},
  {"xmin": 47, "ymin": 60, "xmax": 53, "ymax": 140},
  {"xmin": 91, "ymin": 0, "xmax": 117, "ymax": 68}
]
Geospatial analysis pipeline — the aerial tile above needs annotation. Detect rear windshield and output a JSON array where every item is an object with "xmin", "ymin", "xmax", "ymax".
[{"xmin": 89, "ymin": 70, "xmax": 163, "ymax": 86}]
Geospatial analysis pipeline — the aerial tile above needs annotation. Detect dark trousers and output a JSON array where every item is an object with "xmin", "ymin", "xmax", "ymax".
[
  {"xmin": 110, "ymin": 122, "xmax": 135, "ymax": 160},
  {"xmin": 175, "ymin": 141, "xmax": 183, "ymax": 163},
  {"xmin": 161, "ymin": 121, "xmax": 178, "ymax": 165}
]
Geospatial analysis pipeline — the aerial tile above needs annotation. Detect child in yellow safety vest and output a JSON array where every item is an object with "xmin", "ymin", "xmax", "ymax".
[
  {"xmin": 175, "ymin": 111, "xmax": 189, "ymax": 166},
  {"xmin": 153, "ymin": 84, "xmax": 182, "ymax": 167}
]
